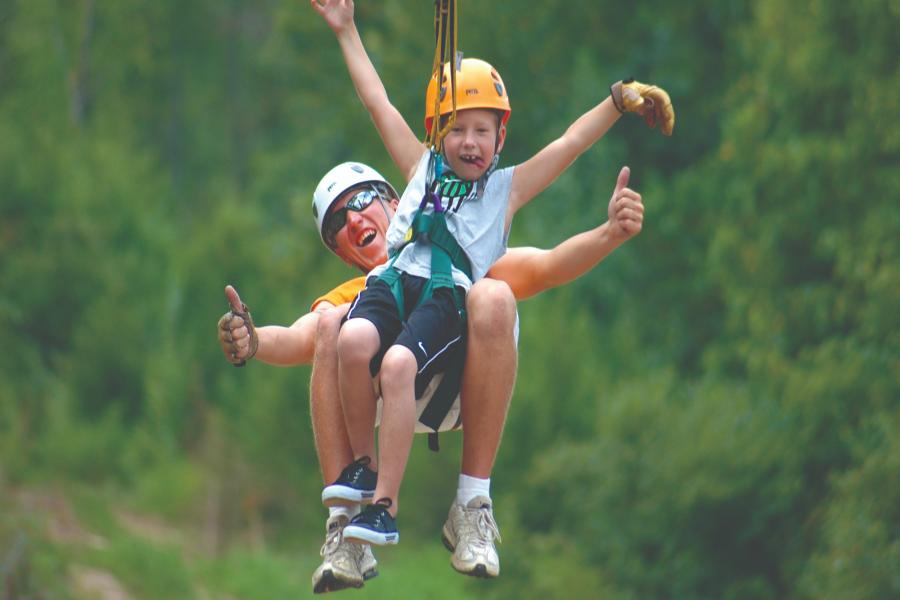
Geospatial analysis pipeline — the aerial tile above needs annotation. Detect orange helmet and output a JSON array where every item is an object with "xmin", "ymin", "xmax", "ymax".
[{"xmin": 424, "ymin": 58, "xmax": 511, "ymax": 135}]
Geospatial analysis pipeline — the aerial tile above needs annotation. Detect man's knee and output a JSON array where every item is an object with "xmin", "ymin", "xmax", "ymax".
[
  {"xmin": 315, "ymin": 306, "xmax": 346, "ymax": 353},
  {"xmin": 467, "ymin": 279, "xmax": 516, "ymax": 336}
]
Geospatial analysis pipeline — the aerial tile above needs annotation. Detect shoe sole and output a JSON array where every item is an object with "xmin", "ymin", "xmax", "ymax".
[
  {"xmin": 343, "ymin": 525, "xmax": 399, "ymax": 546},
  {"xmin": 312, "ymin": 566, "xmax": 378, "ymax": 594},
  {"xmin": 312, "ymin": 569, "xmax": 363, "ymax": 594},
  {"xmin": 441, "ymin": 529, "xmax": 498, "ymax": 579},
  {"xmin": 321, "ymin": 485, "xmax": 375, "ymax": 507}
]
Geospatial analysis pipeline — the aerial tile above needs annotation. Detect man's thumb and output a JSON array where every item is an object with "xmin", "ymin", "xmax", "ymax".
[
  {"xmin": 615, "ymin": 166, "xmax": 630, "ymax": 192},
  {"xmin": 225, "ymin": 285, "xmax": 244, "ymax": 313}
]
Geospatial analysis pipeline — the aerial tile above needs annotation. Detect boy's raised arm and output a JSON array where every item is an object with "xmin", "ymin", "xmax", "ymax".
[
  {"xmin": 312, "ymin": 0, "xmax": 426, "ymax": 181},
  {"xmin": 507, "ymin": 97, "xmax": 621, "ymax": 224},
  {"xmin": 506, "ymin": 79, "xmax": 673, "ymax": 226}
]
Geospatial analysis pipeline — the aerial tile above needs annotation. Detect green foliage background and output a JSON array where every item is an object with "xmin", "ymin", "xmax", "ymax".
[{"xmin": 1, "ymin": 1, "xmax": 897, "ymax": 598}]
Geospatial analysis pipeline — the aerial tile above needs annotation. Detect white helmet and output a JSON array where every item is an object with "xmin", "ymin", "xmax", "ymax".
[{"xmin": 312, "ymin": 162, "xmax": 398, "ymax": 248}]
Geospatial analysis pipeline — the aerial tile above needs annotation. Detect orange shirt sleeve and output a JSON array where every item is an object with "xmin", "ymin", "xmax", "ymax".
[{"xmin": 310, "ymin": 276, "xmax": 367, "ymax": 312}]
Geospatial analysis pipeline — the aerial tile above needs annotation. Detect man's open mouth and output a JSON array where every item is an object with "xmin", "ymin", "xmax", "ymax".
[{"xmin": 357, "ymin": 229, "xmax": 377, "ymax": 247}]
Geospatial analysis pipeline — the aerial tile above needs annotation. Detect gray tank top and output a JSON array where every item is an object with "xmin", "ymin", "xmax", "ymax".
[{"xmin": 370, "ymin": 151, "xmax": 513, "ymax": 290}]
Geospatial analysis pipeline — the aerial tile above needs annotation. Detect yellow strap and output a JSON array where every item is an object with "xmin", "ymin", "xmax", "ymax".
[{"xmin": 428, "ymin": 0, "xmax": 458, "ymax": 153}]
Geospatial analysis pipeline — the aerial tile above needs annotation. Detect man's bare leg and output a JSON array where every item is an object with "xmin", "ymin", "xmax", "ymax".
[
  {"xmin": 309, "ymin": 305, "xmax": 377, "ymax": 592},
  {"xmin": 310, "ymin": 305, "xmax": 353, "ymax": 484},
  {"xmin": 460, "ymin": 278, "xmax": 517, "ymax": 478},
  {"xmin": 442, "ymin": 278, "xmax": 516, "ymax": 578}
]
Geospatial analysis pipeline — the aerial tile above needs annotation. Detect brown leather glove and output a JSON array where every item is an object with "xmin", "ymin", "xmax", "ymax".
[{"xmin": 611, "ymin": 78, "xmax": 675, "ymax": 136}]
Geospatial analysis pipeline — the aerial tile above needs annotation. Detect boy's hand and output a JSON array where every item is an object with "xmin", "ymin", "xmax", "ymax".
[
  {"xmin": 310, "ymin": 0, "xmax": 355, "ymax": 35},
  {"xmin": 218, "ymin": 285, "xmax": 259, "ymax": 367},
  {"xmin": 610, "ymin": 79, "xmax": 675, "ymax": 136},
  {"xmin": 608, "ymin": 166, "xmax": 644, "ymax": 241}
]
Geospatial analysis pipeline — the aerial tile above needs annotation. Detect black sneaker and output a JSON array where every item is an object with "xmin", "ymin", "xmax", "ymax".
[
  {"xmin": 342, "ymin": 499, "xmax": 399, "ymax": 546},
  {"xmin": 321, "ymin": 456, "xmax": 377, "ymax": 507}
]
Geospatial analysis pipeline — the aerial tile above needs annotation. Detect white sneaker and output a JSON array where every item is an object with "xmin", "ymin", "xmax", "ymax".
[
  {"xmin": 312, "ymin": 514, "xmax": 378, "ymax": 594},
  {"xmin": 441, "ymin": 496, "xmax": 501, "ymax": 578}
]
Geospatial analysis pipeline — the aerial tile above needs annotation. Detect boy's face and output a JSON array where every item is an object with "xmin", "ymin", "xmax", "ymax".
[
  {"xmin": 328, "ymin": 186, "xmax": 399, "ymax": 273},
  {"xmin": 441, "ymin": 108, "xmax": 506, "ymax": 181}
]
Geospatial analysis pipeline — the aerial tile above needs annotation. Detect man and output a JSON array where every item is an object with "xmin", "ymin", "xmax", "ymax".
[{"xmin": 218, "ymin": 160, "xmax": 643, "ymax": 592}]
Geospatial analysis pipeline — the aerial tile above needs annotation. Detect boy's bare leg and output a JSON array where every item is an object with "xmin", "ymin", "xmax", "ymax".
[
  {"xmin": 342, "ymin": 344, "xmax": 415, "ymax": 547},
  {"xmin": 371, "ymin": 345, "xmax": 418, "ymax": 516},
  {"xmin": 443, "ymin": 278, "xmax": 516, "ymax": 579}
]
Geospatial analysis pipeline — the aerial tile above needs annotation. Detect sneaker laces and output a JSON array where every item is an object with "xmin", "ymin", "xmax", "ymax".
[
  {"xmin": 320, "ymin": 520, "xmax": 366, "ymax": 565},
  {"xmin": 320, "ymin": 521, "xmax": 345, "ymax": 558},
  {"xmin": 459, "ymin": 504, "xmax": 502, "ymax": 548}
]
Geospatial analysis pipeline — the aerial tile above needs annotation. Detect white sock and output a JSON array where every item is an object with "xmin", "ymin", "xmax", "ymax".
[
  {"xmin": 456, "ymin": 474, "xmax": 491, "ymax": 506},
  {"xmin": 329, "ymin": 504, "xmax": 360, "ymax": 522}
]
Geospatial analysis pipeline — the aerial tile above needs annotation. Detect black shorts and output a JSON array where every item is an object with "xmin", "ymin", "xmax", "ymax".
[{"xmin": 344, "ymin": 273, "xmax": 466, "ymax": 382}]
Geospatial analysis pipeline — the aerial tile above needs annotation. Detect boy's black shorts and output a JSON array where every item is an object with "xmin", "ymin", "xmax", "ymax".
[{"xmin": 344, "ymin": 272, "xmax": 466, "ymax": 381}]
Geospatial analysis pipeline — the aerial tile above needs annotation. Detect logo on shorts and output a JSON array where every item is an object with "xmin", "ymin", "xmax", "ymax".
[{"xmin": 417, "ymin": 341, "xmax": 428, "ymax": 356}]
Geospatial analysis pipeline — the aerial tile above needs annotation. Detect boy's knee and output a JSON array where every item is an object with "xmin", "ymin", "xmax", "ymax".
[
  {"xmin": 380, "ymin": 346, "xmax": 418, "ymax": 384},
  {"xmin": 338, "ymin": 318, "xmax": 379, "ymax": 364},
  {"xmin": 467, "ymin": 279, "xmax": 516, "ymax": 335}
]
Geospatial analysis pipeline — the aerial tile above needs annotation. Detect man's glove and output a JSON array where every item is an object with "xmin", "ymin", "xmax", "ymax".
[
  {"xmin": 610, "ymin": 78, "xmax": 675, "ymax": 136},
  {"xmin": 218, "ymin": 284, "xmax": 259, "ymax": 367}
]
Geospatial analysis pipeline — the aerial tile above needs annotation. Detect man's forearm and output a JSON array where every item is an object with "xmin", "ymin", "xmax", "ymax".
[
  {"xmin": 253, "ymin": 312, "xmax": 319, "ymax": 366},
  {"xmin": 538, "ymin": 221, "xmax": 626, "ymax": 289}
]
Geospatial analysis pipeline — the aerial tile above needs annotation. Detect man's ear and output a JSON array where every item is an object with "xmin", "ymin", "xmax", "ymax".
[
  {"xmin": 495, "ymin": 123, "xmax": 507, "ymax": 155},
  {"xmin": 388, "ymin": 197, "xmax": 400, "ymax": 212}
]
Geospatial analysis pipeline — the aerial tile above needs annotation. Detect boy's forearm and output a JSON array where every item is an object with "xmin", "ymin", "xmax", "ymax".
[
  {"xmin": 331, "ymin": 22, "xmax": 424, "ymax": 179},
  {"xmin": 510, "ymin": 97, "xmax": 621, "ymax": 214},
  {"xmin": 334, "ymin": 24, "xmax": 388, "ymax": 114},
  {"xmin": 563, "ymin": 97, "xmax": 621, "ymax": 153}
]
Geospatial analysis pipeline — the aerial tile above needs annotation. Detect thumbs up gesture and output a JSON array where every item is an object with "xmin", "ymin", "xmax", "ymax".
[
  {"xmin": 217, "ymin": 284, "xmax": 259, "ymax": 367},
  {"xmin": 607, "ymin": 166, "xmax": 644, "ymax": 241}
]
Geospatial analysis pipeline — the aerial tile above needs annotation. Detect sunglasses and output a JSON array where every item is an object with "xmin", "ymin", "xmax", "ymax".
[{"xmin": 323, "ymin": 187, "xmax": 382, "ymax": 246}]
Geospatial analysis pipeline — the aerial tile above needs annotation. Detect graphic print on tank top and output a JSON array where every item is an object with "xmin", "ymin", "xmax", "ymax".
[{"xmin": 433, "ymin": 171, "xmax": 478, "ymax": 213}]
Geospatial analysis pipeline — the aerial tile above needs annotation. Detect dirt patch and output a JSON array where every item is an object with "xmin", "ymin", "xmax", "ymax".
[
  {"xmin": 114, "ymin": 509, "xmax": 185, "ymax": 548},
  {"xmin": 13, "ymin": 488, "xmax": 107, "ymax": 549},
  {"xmin": 69, "ymin": 565, "xmax": 134, "ymax": 600}
]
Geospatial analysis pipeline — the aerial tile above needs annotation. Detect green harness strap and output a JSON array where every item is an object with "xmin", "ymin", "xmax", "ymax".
[
  {"xmin": 377, "ymin": 200, "xmax": 472, "ymax": 321},
  {"xmin": 377, "ymin": 213, "xmax": 471, "ymax": 320},
  {"xmin": 376, "ymin": 152, "xmax": 472, "ymax": 451}
]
